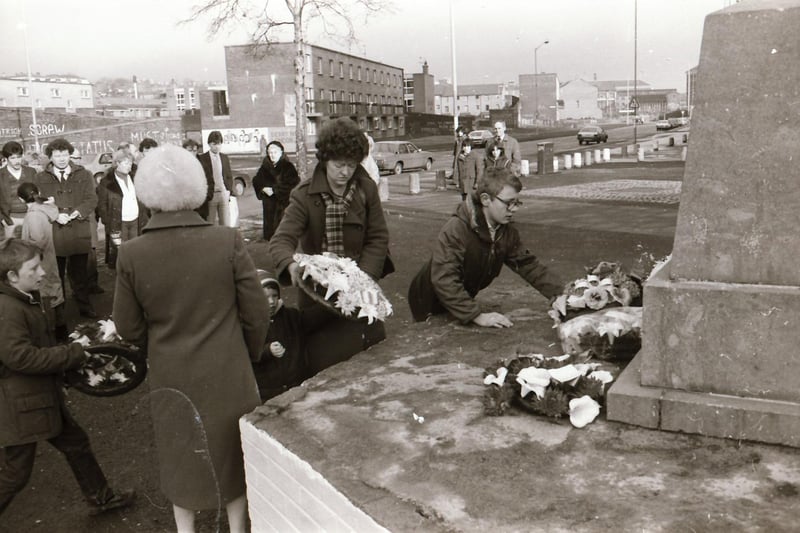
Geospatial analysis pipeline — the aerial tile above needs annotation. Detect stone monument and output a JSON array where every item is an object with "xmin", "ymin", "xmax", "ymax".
[{"xmin": 607, "ymin": 0, "xmax": 800, "ymax": 447}]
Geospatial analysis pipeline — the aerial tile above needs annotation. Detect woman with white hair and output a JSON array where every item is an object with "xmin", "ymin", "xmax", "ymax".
[{"xmin": 111, "ymin": 145, "xmax": 269, "ymax": 532}]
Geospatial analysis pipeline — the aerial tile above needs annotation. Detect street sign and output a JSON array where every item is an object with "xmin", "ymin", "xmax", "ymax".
[{"xmin": 629, "ymin": 97, "xmax": 639, "ymax": 109}]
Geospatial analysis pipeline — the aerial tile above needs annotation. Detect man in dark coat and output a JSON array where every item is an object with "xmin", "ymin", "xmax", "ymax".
[
  {"xmin": 196, "ymin": 130, "xmax": 233, "ymax": 224},
  {"xmin": 0, "ymin": 239, "xmax": 135, "ymax": 516},
  {"xmin": 408, "ymin": 168, "xmax": 563, "ymax": 328},
  {"xmin": 33, "ymin": 138, "xmax": 98, "ymax": 318},
  {"xmin": 0, "ymin": 141, "xmax": 37, "ymax": 238}
]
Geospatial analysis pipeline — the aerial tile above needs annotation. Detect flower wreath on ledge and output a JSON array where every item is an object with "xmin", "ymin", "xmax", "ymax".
[{"xmin": 482, "ymin": 353, "xmax": 616, "ymax": 428}]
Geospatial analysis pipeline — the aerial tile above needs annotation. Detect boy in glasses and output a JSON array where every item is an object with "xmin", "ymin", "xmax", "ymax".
[{"xmin": 408, "ymin": 168, "xmax": 563, "ymax": 328}]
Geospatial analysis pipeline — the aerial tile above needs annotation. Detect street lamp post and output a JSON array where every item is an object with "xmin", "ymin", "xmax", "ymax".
[{"xmin": 534, "ymin": 40, "xmax": 549, "ymax": 125}]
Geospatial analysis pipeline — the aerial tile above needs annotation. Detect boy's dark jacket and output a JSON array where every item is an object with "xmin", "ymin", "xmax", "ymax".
[
  {"xmin": 0, "ymin": 283, "xmax": 85, "ymax": 446},
  {"xmin": 408, "ymin": 195, "xmax": 563, "ymax": 323},
  {"xmin": 251, "ymin": 305, "xmax": 306, "ymax": 400}
]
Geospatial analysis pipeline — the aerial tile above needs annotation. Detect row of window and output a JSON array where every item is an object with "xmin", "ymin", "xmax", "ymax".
[
  {"xmin": 306, "ymin": 55, "xmax": 401, "ymax": 89},
  {"xmin": 16, "ymin": 86, "xmax": 91, "ymax": 99},
  {"xmin": 305, "ymin": 87, "xmax": 401, "ymax": 106}
]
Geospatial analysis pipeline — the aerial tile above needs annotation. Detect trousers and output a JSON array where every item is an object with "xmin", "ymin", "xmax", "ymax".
[{"xmin": 0, "ymin": 404, "xmax": 111, "ymax": 515}]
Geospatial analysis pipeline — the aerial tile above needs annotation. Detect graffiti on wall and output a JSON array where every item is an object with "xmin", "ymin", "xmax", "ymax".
[{"xmin": 201, "ymin": 126, "xmax": 297, "ymax": 155}]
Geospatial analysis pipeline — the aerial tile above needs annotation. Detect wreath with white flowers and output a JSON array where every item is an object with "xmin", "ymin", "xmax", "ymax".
[
  {"xmin": 482, "ymin": 353, "xmax": 617, "ymax": 427},
  {"xmin": 294, "ymin": 252, "xmax": 393, "ymax": 324}
]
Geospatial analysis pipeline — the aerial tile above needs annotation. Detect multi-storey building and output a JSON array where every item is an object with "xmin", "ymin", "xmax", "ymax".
[
  {"xmin": 199, "ymin": 43, "xmax": 405, "ymax": 154},
  {"xmin": 0, "ymin": 75, "xmax": 94, "ymax": 112},
  {"xmin": 404, "ymin": 61, "xmax": 435, "ymax": 114}
]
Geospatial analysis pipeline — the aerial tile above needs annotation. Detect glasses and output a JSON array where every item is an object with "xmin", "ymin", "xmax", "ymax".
[{"xmin": 494, "ymin": 196, "xmax": 522, "ymax": 210}]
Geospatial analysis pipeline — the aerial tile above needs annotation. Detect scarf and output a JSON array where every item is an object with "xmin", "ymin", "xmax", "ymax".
[{"xmin": 320, "ymin": 181, "xmax": 358, "ymax": 256}]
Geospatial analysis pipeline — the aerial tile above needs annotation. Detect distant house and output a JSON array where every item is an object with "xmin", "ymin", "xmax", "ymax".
[
  {"xmin": 434, "ymin": 82, "xmax": 511, "ymax": 117},
  {"xmin": 560, "ymin": 79, "xmax": 602, "ymax": 120},
  {"xmin": 518, "ymin": 73, "xmax": 560, "ymax": 125},
  {"xmin": 0, "ymin": 75, "xmax": 94, "ymax": 112}
]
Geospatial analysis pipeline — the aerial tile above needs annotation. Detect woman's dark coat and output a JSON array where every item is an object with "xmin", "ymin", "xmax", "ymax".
[
  {"xmin": 112, "ymin": 210, "xmax": 269, "ymax": 510},
  {"xmin": 252, "ymin": 156, "xmax": 299, "ymax": 239}
]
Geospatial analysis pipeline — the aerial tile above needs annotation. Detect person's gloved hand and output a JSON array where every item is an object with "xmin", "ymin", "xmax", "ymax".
[{"xmin": 269, "ymin": 342, "xmax": 286, "ymax": 358}]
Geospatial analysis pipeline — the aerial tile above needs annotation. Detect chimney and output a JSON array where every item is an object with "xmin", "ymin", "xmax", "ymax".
[
  {"xmin": 593, "ymin": 73, "xmax": 597, "ymax": 81},
  {"xmin": 422, "ymin": 61, "xmax": 429, "ymax": 75}
]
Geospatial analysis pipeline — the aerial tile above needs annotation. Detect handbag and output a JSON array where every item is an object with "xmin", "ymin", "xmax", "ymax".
[{"xmin": 227, "ymin": 195, "xmax": 239, "ymax": 228}]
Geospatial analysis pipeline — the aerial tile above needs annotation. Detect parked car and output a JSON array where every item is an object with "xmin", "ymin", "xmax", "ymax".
[
  {"xmin": 655, "ymin": 119, "xmax": 672, "ymax": 131},
  {"xmin": 373, "ymin": 141, "xmax": 434, "ymax": 175},
  {"xmin": 83, "ymin": 151, "xmax": 114, "ymax": 184},
  {"xmin": 576, "ymin": 125, "xmax": 608, "ymax": 145},
  {"xmin": 467, "ymin": 129, "xmax": 494, "ymax": 148}
]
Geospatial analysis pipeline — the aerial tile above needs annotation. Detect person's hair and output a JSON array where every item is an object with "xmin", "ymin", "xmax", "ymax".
[
  {"xmin": 135, "ymin": 145, "xmax": 207, "ymax": 211},
  {"xmin": 45, "ymin": 138, "xmax": 74, "ymax": 157},
  {"xmin": 461, "ymin": 139, "xmax": 473, "ymax": 150},
  {"xmin": 112, "ymin": 149, "xmax": 134, "ymax": 166},
  {"xmin": 455, "ymin": 126, "xmax": 465, "ymax": 135},
  {"xmin": 476, "ymin": 168, "xmax": 522, "ymax": 197},
  {"xmin": 2, "ymin": 141, "xmax": 24, "ymax": 159},
  {"xmin": 207, "ymin": 131, "xmax": 223, "ymax": 144},
  {"xmin": 117, "ymin": 142, "xmax": 133, "ymax": 151},
  {"xmin": 493, "ymin": 120, "xmax": 507, "ymax": 128},
  {"xmin": 315, "ymin": 118, "xmax": 368, "ymax": 163},
  {"xmin": 0, "ymin": 239, "xmax": 40, "ymax": 284},
  {"xmin": 138, "ymin": 138, "xmax": 158, "ymax": 152},
  {"xmin": 17, "ymin": 182, "xmax": 44, "ymax": 204},
  {"xmin": 182, "ymin": 138, "xmax": 200, "ymax": 150},
  {"xmin": 266, "ymin": 140, "xmax": 284, "ymax": 157},
  {"xmin": 490, "ymin": 145, "xmax": 505, "ymax": 156}
]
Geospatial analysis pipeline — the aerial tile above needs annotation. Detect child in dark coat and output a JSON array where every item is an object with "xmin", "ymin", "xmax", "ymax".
[{"xmin": 252, "ymin": 271, "xmax": 307, "ymax": 401}]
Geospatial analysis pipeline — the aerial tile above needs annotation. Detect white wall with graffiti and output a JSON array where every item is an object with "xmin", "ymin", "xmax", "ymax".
[{"xmin": 200, "ymin": 126, "xmax": 299, "ymax": 155}]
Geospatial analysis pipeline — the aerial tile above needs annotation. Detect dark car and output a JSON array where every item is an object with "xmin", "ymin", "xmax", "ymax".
[
  {"xmin": 467, "ymin": 129, "xmax": 494, "ymax": 148},
  {"xmin": 577, "ymin": 125, "xmax": 609, "ymax": 145},
  {"xmin": 373, "ymin": 141, "xmax": 434, "ymax": 175}
]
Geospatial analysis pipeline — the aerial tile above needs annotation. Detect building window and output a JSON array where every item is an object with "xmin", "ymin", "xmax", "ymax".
[
  {"xmin": 329, "ymin": 59, "xmax": 334, "ymax": 77},
  {"xmin": 66, "ymin": 99, "xmax": 73, "ymax": 109},
  {"xmin": 80, "ymin": 89, "xmax": 90, "ymax": 99},
  {"xmin": 17, "ymin": 87, "xmax": 28, "ymax": 97},
  {"xmin": 212, "ymin": 90, "xmax": 229, "ymax": 115},
  {"xmin": 339, "ymin": 62, "xmax": 344, "ymax": 78},
  {"xmin": 373, "ymin": 69, "xmax": 377, "ymax": 83},
  {"xmin": 358, "ymin": 66, "xmax": 362, "ymax": 81},
  {"xmin": 175, "ymin": 90, "xmax": 185, "ymax": 111},
  {"xmin": 373, "ymin": 117, "xmax": 381, "ymax": 130},
  {"xmin": 306, "ymin": 87, "xmax": 314, "ymax": 100},
  {"xmin": 349, "ymin": 64, "xmax": 353, "ymax": 80},
  {"xmin": 306, "ymin": 54, "xmax": 312, "ymax": 74},
  {"xmin": 340, "ymin": 90, "xmax": 345, "ymax": 102},
  {"xmin": 319, "ymin": 89, "xmax": 325, "ymax": 100},
  {"xmin": 330, "ymin": 90, "xmax": 336, "ymax": 101},
  {"xmin": 189, "ymin": 89, "xmax": 196, "ymax": 109},
  {"xmin": 50, "ymin": 88, "xmax": 61, "ymax": 98},
  {"xmin": 317, "ymin": 57, "xmax": 323, "ymax": 75}
]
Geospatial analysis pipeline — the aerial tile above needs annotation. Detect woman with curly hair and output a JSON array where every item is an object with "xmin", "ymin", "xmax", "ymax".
[
  {"xmin": 252, "ymin": 141, "xmax": 299, "ymax": 240},
  {"xmin": 270, "ymin": 117, "xmax": 392, "ymax": 378}
]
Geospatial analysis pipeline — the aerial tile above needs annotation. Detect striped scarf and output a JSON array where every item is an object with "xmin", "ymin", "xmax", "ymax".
[{"xmin": 321, "ymin": 182, "xmax": 358, "ymax": 256}]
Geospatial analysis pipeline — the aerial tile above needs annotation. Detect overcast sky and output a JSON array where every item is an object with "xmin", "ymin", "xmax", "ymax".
[{"xmin": 1, "ymin": 0, "xmax": 731, "ymax": 90}]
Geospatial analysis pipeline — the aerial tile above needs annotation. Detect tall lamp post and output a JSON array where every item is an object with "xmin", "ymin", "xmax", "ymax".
[{"xmin": 534, "ymin": 40, "xmax": 549, "ymax": 124}]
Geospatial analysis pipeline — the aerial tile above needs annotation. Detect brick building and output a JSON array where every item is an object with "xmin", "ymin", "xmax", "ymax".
[{"xmin": 199, "ymin": 43, "xmax": 405, "ymax": 154}]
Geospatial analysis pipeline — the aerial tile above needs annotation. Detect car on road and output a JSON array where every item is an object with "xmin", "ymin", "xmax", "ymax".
[
  {"xmin": 467, "ymin": 129, "xmax": 494, "ymax": 148},
  {"xmin": 83, "ymin": 151, "xmax": 114, "ymax": 183},
  {"xmin": 576, "ymin": 125, "xmax": 608, "ymax": 145},
  {"xmin": 373, "ymin": 141, "xmax": 434, "ymax": 175},
  {"xmin": 655, "ymin": 119, "xmax": 672, "ymax": 131}
]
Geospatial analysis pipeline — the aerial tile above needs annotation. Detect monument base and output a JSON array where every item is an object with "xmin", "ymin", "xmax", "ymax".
[{"xmin": 607, "ymin": 354, "xmax": 800, "ymax": 447}]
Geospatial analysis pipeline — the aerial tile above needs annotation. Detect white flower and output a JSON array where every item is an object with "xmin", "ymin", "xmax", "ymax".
[
  {"xmin": 566, "ymin": 295, "xmax": 587, "ymax": 309},
  {"xmin": 483, "ymin": 367, "xmax": 508, "ymax": 386},
  {"xmin": 547, "ymin": 364, "xmax": 581, "ymax": 384},
  {"xmin": 569, "ymin": 396, "xmax": 601, "ymax": 428},
  {"xmin": 588, "ymin": 370, "xmax": 614, "ymax": 384},
  {"xmin": 516, "ymin": 367, "xmax": 551, "ymax": 399},
  {"xmin": 582, "ymin": 286, "xmax": 610, "ymax": 310},
  {"xmin": 586, "ymin": 275, "xmax": 600, "ymax": 286},
  {"xmin": 97, "ymin": 319, "xmax": 119, "ymax": 342}
]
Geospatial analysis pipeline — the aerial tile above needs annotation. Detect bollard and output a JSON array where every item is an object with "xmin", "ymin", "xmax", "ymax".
[
  {"xmin": 553, "ymin": 156, "xmax": 559, "ymax": 173},
  {"xmin": 593, "ymin": 149, "xmax": 602, "ymax": 164},
  {"xmin": 564, "ymin": 154, "xmax": 573, "ymax": 170},
  {"xmin": 681, "ymin": 146, "xmax": 688, "ymax": 161},
  {"xmin": 683, "ymin": 133, "xmax": 689, "ymax": 144},
  {"xmin": 379, "ymin": 176, "xmax": 390, "ymax": 201},
  {"xmin": 602, "ymin": 148, "xmax": 611, "ymax": 162},
  {"xmin": 584, "ymin": 150, "xmax": 592, "ymax": 166},
  {"xmin": 573, "ymin": 152, "xmax": 582, "ymax": 168},
  {"xmin": 435, "ymin": 169, "xmax": 447, "ymax": 191},
  {"xmin": 621, "ymin": 144, "xmax": 628, "ymax": 158},
  {"xmin": 409, "ymin": 172, "xmax": 420, "ymax": 194},
  {"xmin": 520, "ymin": 159, "xmax": 530, "ymax": 176},
  {"xmin": 637, "ymin": 144, "xmax": 645, "ymax": 162}
]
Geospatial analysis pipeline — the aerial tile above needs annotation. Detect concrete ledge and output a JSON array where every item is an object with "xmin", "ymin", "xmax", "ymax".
[
  {"xmin": 240, "ymin": 417, "xmax": 389, "ymax": 533},
  {"xmin": 608, "ymin": 354, "xmax": 800, "ymax": 447}
]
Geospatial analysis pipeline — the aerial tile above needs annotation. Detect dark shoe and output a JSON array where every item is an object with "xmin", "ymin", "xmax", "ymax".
[
  {"xmin": 88, "ymin": 489, "xmax": 136, "ymax": 516},
  {"xmin": 79, "ymin": 307, "xmax": 98, "ymax": 319},
  {"xmin": 89, "ymin": 286, "xmax": 105, "ymax": 294}
]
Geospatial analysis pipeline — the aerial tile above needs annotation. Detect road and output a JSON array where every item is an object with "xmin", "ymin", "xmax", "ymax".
[{"xmin": 230, "ymin": 122, "xmax": 684, "ymax": 223}]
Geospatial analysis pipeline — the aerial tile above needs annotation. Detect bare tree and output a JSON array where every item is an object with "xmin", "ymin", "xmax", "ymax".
[{"xmin": 183, "ymin": 0, "xmax": 391, "ymax": 180}]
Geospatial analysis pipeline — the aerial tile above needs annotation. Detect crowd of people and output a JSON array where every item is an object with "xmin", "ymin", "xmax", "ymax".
[{"xmin": 0, "ymin": 118, "xmax": 562, "ymax": 530}]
